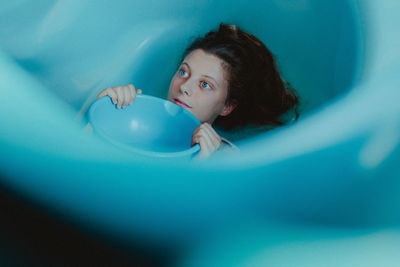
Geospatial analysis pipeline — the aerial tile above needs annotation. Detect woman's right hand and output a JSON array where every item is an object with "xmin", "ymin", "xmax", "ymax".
[{"xmin": 96, "ymin": 84, "xmax": 142, "ymax": 109}]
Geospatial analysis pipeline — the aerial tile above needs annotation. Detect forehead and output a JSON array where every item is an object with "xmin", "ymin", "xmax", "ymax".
[{"xmin": 183, "ymin": 49, "xmax": 229, "ymax": 81}]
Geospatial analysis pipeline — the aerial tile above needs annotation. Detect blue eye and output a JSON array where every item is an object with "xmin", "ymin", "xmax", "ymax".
[
  {"xmin": 201, "ymin": 81, "xmax": 211, "ymax": 89},
  {"xmin": 179, "ymin": 69, "xmax": 188, "ymax": 77}
]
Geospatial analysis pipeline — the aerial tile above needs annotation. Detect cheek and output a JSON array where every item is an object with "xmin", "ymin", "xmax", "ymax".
[
  {"xmin": 210, "ymin": 94, "xmax": 228, "ymax": 113},
  {"xmin": 197, "ymin": 95, "xmax": 221, "ymax": 113},
  {"xmin": 168, "ymin": 76, "xmax": 178, "ymax": 94},
  {"xmin": 175, "ymin": 72, "xmax": 184, "ymax": 83},
  {"xmin": 211, "ymin": 91, "xmax": 228, "ymax": 106}
]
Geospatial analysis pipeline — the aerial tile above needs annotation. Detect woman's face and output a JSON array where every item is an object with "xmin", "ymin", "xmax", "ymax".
[{"xmin": 167, "ymin": 49, "xmax": 235, "ymax": 124}]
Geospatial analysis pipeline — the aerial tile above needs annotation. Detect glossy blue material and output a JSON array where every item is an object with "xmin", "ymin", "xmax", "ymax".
[
  {"xmin": 0, "ymin": 0, "xmax": 400, "ymax": 265},
  {"xmin": 181, "ymin": 224, "xmax": 400, "ymax": 267},
  {"xmin": 88, "ymin": 95, "xmax": 200, "ymax": 157}
]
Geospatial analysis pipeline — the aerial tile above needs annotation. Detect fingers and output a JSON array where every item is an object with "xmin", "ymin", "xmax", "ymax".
[
  {"xmin": 192, "ymin": 131, "xmax": 212, "ymax": 157},
  {"xmin": 116, "ymin": 86, "xmax": 130, "ymax": 108},
  {"xmin": 114, "ymin": 86, "xmax": 123, "ymax": 108},
  {"xmin": 97, "ymin": 84, "xmax": 142, "ymax": 109},
  {"xmin": 192, "ymin": 123, "xmax": 222, "ymax": 158},
  {"xmin": 128, "ymin": 84, "xmax": 142, "ymax": 105},
  {"xmin": 202, "ymin": 123, "xmax": 221, "ymax": 148},
  {"xmin": 96, "ymin": 89, "xmax": 108, "ymax": 99},
  {"xmin": 128, "ymin": 84, "xmax": 135, "ymax": 105},
  {"xmin": 97, "ymin": 88, "xmax": 118, "ymax": 104}
]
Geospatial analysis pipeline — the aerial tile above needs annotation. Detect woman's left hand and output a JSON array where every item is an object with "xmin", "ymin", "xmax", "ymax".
[{"xmin": 191, "ymin": 123, "xmax": 222, "ymax": 158}]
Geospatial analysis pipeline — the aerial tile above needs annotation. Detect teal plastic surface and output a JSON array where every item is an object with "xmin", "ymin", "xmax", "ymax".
[{"xmin": 0, "ymin": 0, "xmax": 399, "ymax": 265}]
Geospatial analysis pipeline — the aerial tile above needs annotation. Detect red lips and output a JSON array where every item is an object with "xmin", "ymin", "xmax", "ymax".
[{"xmin": 174, "ymin": 98, "xmax": 191, "ymax": 109}]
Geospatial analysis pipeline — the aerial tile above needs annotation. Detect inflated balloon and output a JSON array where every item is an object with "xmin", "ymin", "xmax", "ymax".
[{"xmin": 88, "ymin": 95, "xmax": 200, "ymax": 157}]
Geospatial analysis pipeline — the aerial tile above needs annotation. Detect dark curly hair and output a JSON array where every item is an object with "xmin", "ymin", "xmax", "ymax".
[{"xmin": 183, "ymin": 23, "xmax": 299, "ymax": 130}]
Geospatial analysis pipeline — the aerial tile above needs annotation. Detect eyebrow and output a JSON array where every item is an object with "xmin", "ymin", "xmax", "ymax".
[{"xmin": 182, "ymin": 62, "xmax": 220, "ymax": 88}]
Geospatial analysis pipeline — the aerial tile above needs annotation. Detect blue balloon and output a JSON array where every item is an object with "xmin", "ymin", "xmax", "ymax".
[{"xmin": 88, "ymin": 95, "xmax": 200, "ymax": 157}]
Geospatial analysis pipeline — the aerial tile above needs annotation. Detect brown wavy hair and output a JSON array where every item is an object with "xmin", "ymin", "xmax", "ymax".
[{"xmin": 183, "ymin": 23, "xmax": 299, "ymax": 130}]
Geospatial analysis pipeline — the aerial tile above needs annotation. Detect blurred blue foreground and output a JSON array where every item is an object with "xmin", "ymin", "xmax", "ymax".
[{"xmin": 0, "ymin": 0, "xmax": 399, "ymax": 265}]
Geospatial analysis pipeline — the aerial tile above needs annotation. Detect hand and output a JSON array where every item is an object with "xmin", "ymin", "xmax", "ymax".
[
  {"xmin": 191, "ymin": 123, "xmax": 222, "ymax": 158},
  {"xmin": 96, "ymin": 84, "xmax": 142, "ymax": 109}
]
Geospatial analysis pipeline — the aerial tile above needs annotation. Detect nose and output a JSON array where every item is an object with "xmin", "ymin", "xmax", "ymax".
[{"xmin": 179, "ymin": 83, "xmax": 192, "ymax": 96}]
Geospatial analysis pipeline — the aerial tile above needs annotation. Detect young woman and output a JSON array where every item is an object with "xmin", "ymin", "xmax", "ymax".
[{"xmin": 96, "ymin": 23, "xmax": 299, "ymax": 158}]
